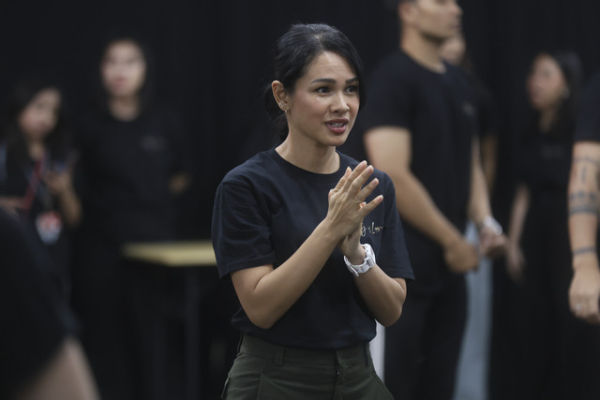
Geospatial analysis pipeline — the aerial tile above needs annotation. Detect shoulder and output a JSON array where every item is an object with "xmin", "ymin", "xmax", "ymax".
[
  {"xmin": 370, "ymin": 51, "xmax": 415, "ymax": 85},
  {"xmin": 220, "ymin": 150, "xmax": 277, "ymax": 188}
]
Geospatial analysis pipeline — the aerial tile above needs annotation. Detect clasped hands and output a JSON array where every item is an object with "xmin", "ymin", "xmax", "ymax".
[{"xmin": 325, "ymin": 161, "xmax": 382, "ymax": 265}]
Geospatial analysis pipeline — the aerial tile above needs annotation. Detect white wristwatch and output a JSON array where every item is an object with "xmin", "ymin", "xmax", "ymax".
[
  {"xmin": 477, "ymin": 215, "xmax": 503, "ymax": 235},
  {"xmin": 344, "ymin": 243, "xmax": 376, "ymax": 277}
]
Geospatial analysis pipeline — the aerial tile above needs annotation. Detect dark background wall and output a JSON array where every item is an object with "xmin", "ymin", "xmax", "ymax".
[{"xmin": 1, "ymin": 0, "xmax": 599, "ymax": 236}]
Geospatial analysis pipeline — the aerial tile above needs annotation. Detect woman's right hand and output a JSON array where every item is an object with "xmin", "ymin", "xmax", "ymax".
[
  {"xmin": 0, "ymin": 196, "xmax": 23, "ymax": 216},
  {"xmin": 506, "ymin": 240, "xmax": 525, "ymax": 283},
  {"xmin": 325, "ymin": 161, "xmax": 383, "ymax": 240},
  {"xmin": 444, "ymin": 234, "xmax": 479, "ymax": 274}
]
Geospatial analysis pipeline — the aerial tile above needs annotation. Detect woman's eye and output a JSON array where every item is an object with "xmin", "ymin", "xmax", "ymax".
[
  {"xmin": 315, "ymin": 86, "xmax": 330, "ymax": 94},
  {"xmin": 346, "ymin": 85, "xmax": 359, "ymax": 94}
]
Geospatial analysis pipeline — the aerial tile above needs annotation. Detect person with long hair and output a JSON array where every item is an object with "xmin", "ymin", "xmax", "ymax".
[
  {"xmin": 212, "ymin": 23, "xmax": 413, "ymax": 399},
  {"xmin": 0, "ymin": 79, "xmax": 80, "ymax": 297},
  {"xmin": 500, "ymin": 51, "xmax": 600, "ymax": 399},
  {"xmin": 71, "ymin": 35, "xmax": 191, "ymax": 399}
]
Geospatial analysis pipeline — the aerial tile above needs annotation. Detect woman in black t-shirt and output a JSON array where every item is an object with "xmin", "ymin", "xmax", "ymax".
[
  {"xmin": 212, "ymin": 24, "xmax": 413, "ymax": 400},
  {"xmin": 71, "ymin": 35, "xmax": 190, "ymax": 400},
  {"xmin": 0, "ymin": 79, "xmax": 80, "ymax": 298},
  {"xmin": 503, "ymin": 52, "xmax": 600, "ymax": 399}
]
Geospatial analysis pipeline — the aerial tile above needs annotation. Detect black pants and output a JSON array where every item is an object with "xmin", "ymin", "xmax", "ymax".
[
  {"xmin": 490, "ymin": 193, "xmax": 600, "ymax": 400},
  {"xmin": 223, "ymin": 334, "xmax": 393, "ymax": 399},
  {"xmin": 385, "ymin": 274, "xmax": 467, "ymax": 400}
]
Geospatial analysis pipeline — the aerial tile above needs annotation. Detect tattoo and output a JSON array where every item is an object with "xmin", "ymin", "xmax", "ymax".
[
  {"xmin": 580, "ymin": 165, "xmax": 588, "ymax": 183},
  {"xmin": 569, "ymin": 206, "xmax": 599, "ymax": 216},
  {"xmin": 573, "ymin": 156, "xmax": 600, "ymax": 168},
  {"xmin": 573, "ymin": 246, "xmax": 597, "ymax": 256},
  {"xmin": 569, "ymin": 191, "xmax": 600, "ymax": 216}
]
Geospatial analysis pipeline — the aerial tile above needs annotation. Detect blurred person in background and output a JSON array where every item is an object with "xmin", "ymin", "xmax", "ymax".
[
  {"xmin": 0, "ymin": 79, "xmax": 80, "ymax": 299},
  {"xmin": 360, "ymin": 0, "xmax": 505, "ymax": 398},
  {"xmin": 565, "ymin": 69, "xmax": 600, "ymax": 399},
  {"xmin": 440, "ymin": 32, "xmax": 500, "ymax": 400},
  {"xmin": 500, "ymin": 51, "xmax": 600, "ymax": 400},
  {"xmin": 71, "ymin": 34, "xmax": 191, "ymax": 399},
  {"xmin": 0, "ymin": 207, "xmax": 98, "ymax": 400}
]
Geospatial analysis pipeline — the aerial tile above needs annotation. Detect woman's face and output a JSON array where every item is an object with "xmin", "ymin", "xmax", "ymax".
[
  {"xmin": 18, "ymin": 88, "xmax": 61, "ymax": 142},
  {"xmin": 281, "ymin": 51, "xmax": 360, "ymax": 149},
  {"xmin": 101, "ymin": 40, "xmax": 146, "ymax": 99},
  {"xmin": 527, "ymin": 54, "xmax": 567, "ymax": 111}
]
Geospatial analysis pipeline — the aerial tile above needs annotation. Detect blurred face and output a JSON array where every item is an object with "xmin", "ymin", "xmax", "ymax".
[
  {"xmin": 401, "ymin": 0, "xmax": 462, "ymax": 42},
  {"xmin": 279, "ymin": 51, "xmax": 360, "ymax": 149},
  {"xmin": 18, "ymin": 88, "xmax": 61, "ymax": 142},
  {"xmin": 101, "ymin": 40, "xmax": 146, "ymax": 98},
  {"xmin": 527, "ymin": 54, "xmax": 567, "ymax": 111},
  {"xmin": 440, "ymin": 34, "xmax": 466, "ymax": 66}
]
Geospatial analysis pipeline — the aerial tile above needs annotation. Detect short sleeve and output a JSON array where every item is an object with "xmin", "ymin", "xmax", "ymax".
[
  {"xmin": 361, "ymin": 61, "xmax": 413, "ymax": 132},
  {"xmin": 211, "ymin": 179, "xmax": 276, "ymax": 278},
  {"xmin": 376, "ymin": 175, "xmax": 414, "ymax": 280},
  {"xmin": 576, "ymin": 74, "xmax": 600, "ymax": 142}
]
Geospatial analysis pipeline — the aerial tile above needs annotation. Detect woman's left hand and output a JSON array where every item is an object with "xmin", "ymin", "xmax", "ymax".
[
  {"xmin": 44, "ymin": 170, "xmax": 73, "ymax": 196},
  {"xmin": 339, "ymin": 204, "xmax": 365, "ymax": 264},
  {"xmin": 479, "ymin": 227, "xmax": 507, "ymax": 258}
]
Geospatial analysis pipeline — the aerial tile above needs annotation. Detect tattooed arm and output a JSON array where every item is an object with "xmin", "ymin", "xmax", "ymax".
[{"xmin": 568, "ymin": 142, "xmax": 600, "ymax": 324}]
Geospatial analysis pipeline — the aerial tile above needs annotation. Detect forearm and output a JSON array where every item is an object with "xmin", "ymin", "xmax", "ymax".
[
  {"xmin": 390, "ymin": 170, "xmax": 461, "ymax": 247},
  {"xmin": 468, "ymin": 138, "xmax": 492, "ymax": 225},
  {"xmin": 57, "ymin": 187, "xmax": 81, "ymax": 227},
  {"xmin": 16, "ymin": 338, "xmax": 98, "ymax": 400},
  {"xmin": 508, "ymin": 185, "xmax": 530, "ymax": 244},
  {"xmin": 569, "ymin": 174, "xmax": 598, "ymax": 269},
  {"xmin": 481, "ymin": 135, "xmax": 498, "ymax": 193},
  {"xmin": 234, "ymin": 220, "xmax": 339, "ymax": 329},
  {"xmin": 355, "ymin": 269, "xmax": 406, "ymax": 327}
]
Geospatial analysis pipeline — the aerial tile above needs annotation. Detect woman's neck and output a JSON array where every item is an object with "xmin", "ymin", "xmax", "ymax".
[
  {"xmin": 26, "ymin": 138, "xmax": 45, "ymax": 162},
  {"xmin": 276, "ymin": 135, "xmax": 339, "ymax": 174},
  {"xmin": 109, "ymin": 95, "xmax": 140, "ymax": 121},
  {"xmin": 539, "ymin": 106, "xmax": 559, "ymax": 133}
]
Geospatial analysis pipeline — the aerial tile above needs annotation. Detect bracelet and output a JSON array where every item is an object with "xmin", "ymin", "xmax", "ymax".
[
  {"xmin": 477, "ymin": 215, "xmax": 503, "ymax": 235},
  {"xmin": 573, "ymin": 246, "xmax": 597, "ymax": 256},
  {"xmin": 344, "ymin": 243, "xmax": 376, "ymax": 277}
]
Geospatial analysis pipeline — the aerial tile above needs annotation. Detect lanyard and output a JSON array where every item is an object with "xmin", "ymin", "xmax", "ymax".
[{"xmin": 21, "ymin": 154, "xmax": 51, "ymax": 215}]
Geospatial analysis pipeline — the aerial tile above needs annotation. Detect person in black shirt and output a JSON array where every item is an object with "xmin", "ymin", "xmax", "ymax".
[
  {"xmin": 0, "ymin": 208, "xmax": 98, "ymax": 400},
  {"xmin": 212, "ymin": 23, "xmax": 413, "ymax": 399},
  {"xmin": 71, "ymin": 35, "xmax": 191, "ymax": 400},
  {"xmin": 0, "ymin": 79, "xmax": 81, "ymax": 298},
  {"xmin": 360, "ymin": 1, "xmax": 505, "ymax": 399},
  {"xmin": 502, "ymin": 51, "xmax": 600, "ymax": 400},
  {"xmin": 566, "ymin": 71, "xmax": 600, "ymax": 399}
]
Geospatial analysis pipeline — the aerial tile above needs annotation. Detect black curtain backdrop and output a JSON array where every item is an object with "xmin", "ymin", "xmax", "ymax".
[{"xmin": 1, "ymin": 0, "xmax": 600, "ymax": 237}]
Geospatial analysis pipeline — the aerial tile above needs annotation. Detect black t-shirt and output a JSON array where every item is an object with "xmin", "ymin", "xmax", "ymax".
[
  {"xmin": 576, "ymin": 72, "xmax": 600, "ymax": 143},
  {"xmin": 212, "ymin": 149, "xmax": 413, "ymax": 349},
  {"xmin": 0, "ymin": 150, "xmax": 71, "ymax": 295},
  {"xmin": 77, "ymin": 106, "xmax": 189, "ymax": 243},
  {"xmin": 517, "ymin": 123, "xmax": 573, "ymax": 195},
  {"xmin": 470, "ymin": 74, "xmax": 498, "ymax": 139},
  {"xmin": 360, "ymin": 50, "xmax": 476, "ymax": 282},
  {"xmin": 0, "ymin": 209, "xmax": 72, "ymax": 398}
]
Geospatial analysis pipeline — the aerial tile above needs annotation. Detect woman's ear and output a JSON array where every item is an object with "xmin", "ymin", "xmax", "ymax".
[{"xmin": 272, "ymin": 80, "xmax": 290, "ymax": 112}]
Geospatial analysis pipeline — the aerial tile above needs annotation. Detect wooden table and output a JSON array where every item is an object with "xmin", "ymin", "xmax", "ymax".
[{"xmin": 122, "ymin": 240, "xmax": 217, "ymax": 267}]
